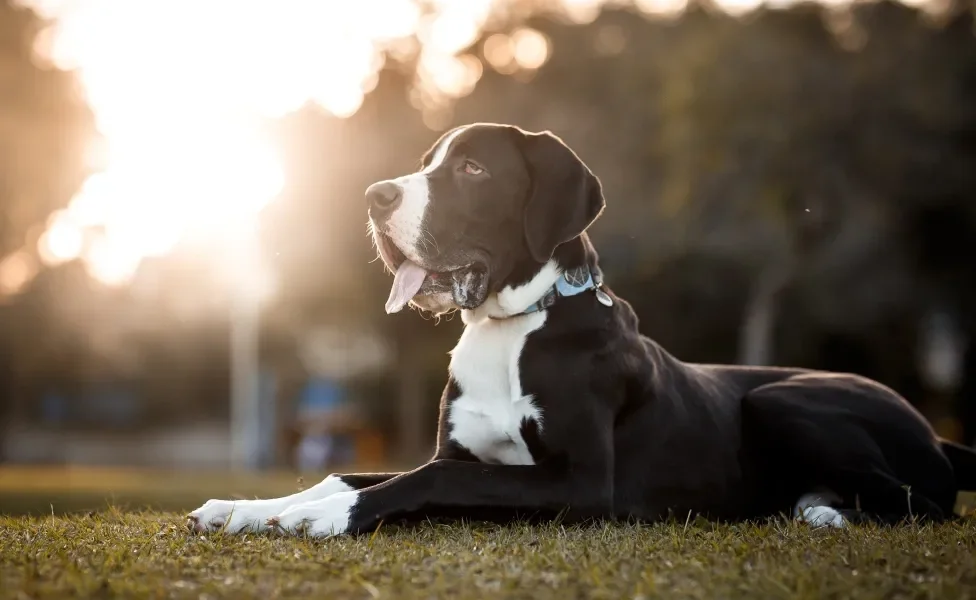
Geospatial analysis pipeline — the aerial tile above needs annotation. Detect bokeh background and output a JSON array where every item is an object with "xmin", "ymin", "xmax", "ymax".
[{"xmin": 1, "ymin": 0, "xmax": 975, "ymax": 515}]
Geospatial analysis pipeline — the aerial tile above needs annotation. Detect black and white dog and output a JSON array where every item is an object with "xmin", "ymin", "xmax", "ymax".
[{"xmin": 189, "ymin": 122, "xmax": 976, "ymax": 537}]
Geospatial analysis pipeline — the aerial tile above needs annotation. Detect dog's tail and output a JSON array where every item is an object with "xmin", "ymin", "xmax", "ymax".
[{"xmin": 941, "ymin": 439, "xmax": 976, "ymax": 491}]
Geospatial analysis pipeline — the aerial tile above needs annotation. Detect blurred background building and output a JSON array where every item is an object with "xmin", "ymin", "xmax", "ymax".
[{"xmin": 1, "ymin": 0, "xmax": 975, "ymax": 508}]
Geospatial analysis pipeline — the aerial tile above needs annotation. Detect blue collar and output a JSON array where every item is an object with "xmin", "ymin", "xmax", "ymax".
[{"xmin": 518, "ymin": 265, "xmax": 606, "ymax": 316}]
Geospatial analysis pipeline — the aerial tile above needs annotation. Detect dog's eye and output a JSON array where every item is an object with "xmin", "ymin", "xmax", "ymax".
[{"xmin": 462, "ymin": 160, "xmax": 484, "ymax": 176}]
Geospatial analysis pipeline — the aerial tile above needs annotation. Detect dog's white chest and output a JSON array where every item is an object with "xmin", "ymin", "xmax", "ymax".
[{"xmin": 447, "ymin": 313, "xmax": 546, "ymax": 465}]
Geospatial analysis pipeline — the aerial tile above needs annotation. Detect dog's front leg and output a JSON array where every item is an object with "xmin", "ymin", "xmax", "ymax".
[
  {"xmin": 269, "ymin": 459, "xmax": 613, "ymax": 538},
  {"xmin": 187, "ymin": 472, "xmax": 400, "ymax": 534}
]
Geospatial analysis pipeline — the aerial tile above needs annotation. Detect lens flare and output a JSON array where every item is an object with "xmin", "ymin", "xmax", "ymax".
[
  {"xmin": 17, "ymin": 0, "xmax": 429, "ymax": 288},
  {"xmin": 0, "ymin": 251, "xmax": 38, "ymax": 296}
]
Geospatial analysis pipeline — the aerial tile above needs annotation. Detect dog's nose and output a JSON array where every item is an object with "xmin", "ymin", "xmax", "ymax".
[{"xmin": 366, "ymin": 181, "xmax": 402, "ymax": 219}]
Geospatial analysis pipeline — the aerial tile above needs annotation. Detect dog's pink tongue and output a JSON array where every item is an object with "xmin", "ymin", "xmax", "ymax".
[{"xmin": 385, "ymin": 260, "xmax": 428, "ymax": 314}]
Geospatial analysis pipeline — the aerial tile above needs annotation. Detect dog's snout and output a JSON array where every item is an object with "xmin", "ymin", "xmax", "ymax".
[{"xmin": 366, "ymin": 181, "xmax": 402, "ymax": 219}]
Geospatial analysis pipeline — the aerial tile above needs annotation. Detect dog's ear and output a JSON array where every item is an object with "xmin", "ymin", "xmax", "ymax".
[{"xmin": 519, "ymin": 130, "xmax": 605, "ymax": 263}]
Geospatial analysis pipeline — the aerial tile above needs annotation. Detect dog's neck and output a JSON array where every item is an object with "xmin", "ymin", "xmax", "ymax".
[{"xmin": 461, "ymin": 236, "xmax": 600, "ymax": 325}]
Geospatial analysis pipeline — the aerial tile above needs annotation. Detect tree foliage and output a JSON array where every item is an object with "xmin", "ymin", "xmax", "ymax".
[{"xmin": 0, "ymin": 0, "xmax": 93, "ymax": 258}]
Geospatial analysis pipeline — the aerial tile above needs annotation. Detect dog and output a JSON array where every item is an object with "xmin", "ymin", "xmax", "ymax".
[{"xmin": 188, "ymin": 122, "xmax": 976, "ymax": 537}]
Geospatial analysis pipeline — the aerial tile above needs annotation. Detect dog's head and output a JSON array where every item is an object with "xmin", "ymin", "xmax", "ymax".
[{"xmin": 367, "ymin": 123, "xmax": 605, "ymax": 317}]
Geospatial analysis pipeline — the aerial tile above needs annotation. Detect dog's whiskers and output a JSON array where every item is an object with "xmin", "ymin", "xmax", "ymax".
[{"xmin": 418, "ymin": 228, "xmax": 439, "ymax": 257}]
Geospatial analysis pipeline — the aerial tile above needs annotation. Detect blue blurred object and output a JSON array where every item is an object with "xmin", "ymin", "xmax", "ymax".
[
  {"xmin": 40, "ymin": 390, "xmax": 68, "ymax": 425},
  {"xmin": 257, "ymin": 369, "xmax": 277, "ymax": 468},
  {"xmin": 297, "ymin": 377, "xmax": 345, "ymax": 415},
  {"xmin": 294, "ymin": 377, "xmax": 355, "ymax": 469},
  {"xmin": 39, "ymin": 384, "xmax": 143, "ymax": 427},
  {"xmin": 87, "ymin": 383, "xmax": 141, "ymax": 426}
]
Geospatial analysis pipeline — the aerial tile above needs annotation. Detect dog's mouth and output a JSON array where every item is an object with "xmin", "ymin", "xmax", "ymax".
[{"xmin": 375, "ymin": 233, "xmax": 454, "ymax": 314}]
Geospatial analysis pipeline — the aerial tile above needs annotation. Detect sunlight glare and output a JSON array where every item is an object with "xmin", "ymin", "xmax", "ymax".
[
  {"xmin": 561, "ymin": 0, "xmax": 604, "ymax": 24},
  {"xmin": 0, "ymin": 252, "xmax": 38, "ymax": 296},
  {"xmin": 38, "ymin": 213, "xmax": 84, "ymax": 265},
  {"xmin": 633, "ymin": 0, "xmax": 689, "ymax": 17},
  {"xmin": 424, "ymin": 0, "xmax": 494, "ymax": 55},
  {"xmin": 719, "ymin": 0, "xmax": 765, "ymax": 16},
  {"xmin": 84, "ymin": 237, "xmax": 142, "ymax": 287},
  {"xmin": 483, "ymin": 33, "xmax": 517, "ymax": 74},
  {"xmin": 19, "ymin": 0, "xmax": 388, "ymax": 288},
  {"xmin": 511, "ymin": 28, "xmax": 551, "ymax": 71}
]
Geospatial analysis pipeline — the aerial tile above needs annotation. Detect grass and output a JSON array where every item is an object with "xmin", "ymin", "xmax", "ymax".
[
  {"xmin": 2, "ymin": 469, "xmax": 976, "ymax": 599},
  {"xmin": 2, "ymin": 511, "xmax": 976, "ymax": 599}
]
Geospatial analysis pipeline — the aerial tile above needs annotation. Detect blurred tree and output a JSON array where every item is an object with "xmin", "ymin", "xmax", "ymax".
[
  {"xmin": 0, "ymin": 0, "xmax": 94, "ymax": 259},
  {"xmin": 0, "ymin": 0, "xmax": 94, "ymax": 460}
]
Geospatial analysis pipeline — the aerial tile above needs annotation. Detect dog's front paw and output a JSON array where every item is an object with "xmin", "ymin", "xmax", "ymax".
[
  {"xmin": 186, "ymin": 499, "xmax": 278, "ymax": 534},
  {"xmin": 268, "ymin": 491, "xmax": 360, "ymax": 538}
]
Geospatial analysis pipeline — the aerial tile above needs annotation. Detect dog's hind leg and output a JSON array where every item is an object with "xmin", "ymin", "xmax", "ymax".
[
  {"xmin": 742, "ymin": 375, "xmax": 956, "ymax": 525},
  {"xmin": 793, "ymin": 489, "xmax": 846, "ymax": 528}
]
